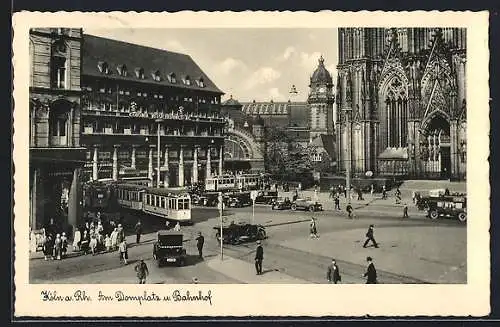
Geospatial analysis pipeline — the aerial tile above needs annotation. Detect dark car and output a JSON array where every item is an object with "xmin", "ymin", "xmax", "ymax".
[
  {"xmin": 228, "ymin": 192, "xmax": 252, "ymax": 208},
  {"xmin": 254, "ymin": 191, "xmax": 279, "ymax": 204},
  {"xmin": 213, "ymin": 223, "xmax": 266, "ymax": 245},
  {"xmin": 199, "ymin": 193, "xmax": 220, "ymax": 207},
  {"xmin": 153, "ymin": 230, "xmax": 187, "ymax": 267},
  {"xmin": 291, "ymin": 198, "xmax": 323, "ymax": 212},
  {"xmin": 426, "ymin": 195, "xmax": 467, "ymax": 222},
  {"xmin": 271, "ymin": 197, "xmax": 292, "ymax": 210}
]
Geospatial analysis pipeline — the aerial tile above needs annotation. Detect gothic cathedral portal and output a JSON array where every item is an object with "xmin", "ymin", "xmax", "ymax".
[{"xmin": 336, "ymin": 28, "xmax": 466, "ymax": 180}]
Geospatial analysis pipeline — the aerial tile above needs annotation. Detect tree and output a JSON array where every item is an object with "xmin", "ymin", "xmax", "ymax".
[{"xmin": 262, "ymin": 127, "xmax": 327, "ymax": 182}]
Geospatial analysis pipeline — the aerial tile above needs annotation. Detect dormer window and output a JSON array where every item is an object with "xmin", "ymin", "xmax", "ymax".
[
  {"xmin": 98, "ymin": 61, "xmax": 110, "ymax": 74},
  {"xmin": 183, "ymin": 76, "xmax": 191, "ymax": 86},
  {"xmin": 196, "ymin": 77, "xmax": 205, "ymax": 88},
  {"xmin": 135, "ymin": 68, "xmax": 145, "ymax": 79},
  {"xmin": 152, "ymin": 70, "xmax": 161, "ymax": 82},
  {"xmin": 168, "ymin": 73, "xmax": 177, "ymax": 83},
  {"xmin": 117, "ymin": 64, "xmax": 128, "ymax": 77},
  {"xmin": 51, "ymin": 28, "xmax": 70, "ymax": 36}
]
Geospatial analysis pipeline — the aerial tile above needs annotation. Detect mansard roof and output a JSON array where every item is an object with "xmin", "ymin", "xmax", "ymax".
[{"xmin": 82, "ymin": 34, "xmax": 224, "ymax": 94}]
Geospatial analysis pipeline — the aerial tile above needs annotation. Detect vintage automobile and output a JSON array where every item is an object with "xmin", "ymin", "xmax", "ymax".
[
  {"xmin": 254, "ymin": 190, "xmax": 279, "ymax": 204},
  {"xmin": 228, "ymin": 192, "xmax": 252, "ymax": 208},
  {"xmin": 197, "ymin": 193, "xmax": 220, "ymax": 207},
  {"xmin": 152, "ymin": 230, "xmax": 187, "ymax": 266},
  {"xmin": 426, "ymin": 195, "xmax": 467, "ymax": 222},
  {"xmin": 291, "ymin": 197, "xmax": 323, "ymax": 212},
  {"xmin": 213, "ymin": 222, "xmax": 266, "ymax": 245},
  {"xmin": 271, "ymin": 197, "xmax": 292, "ymax": 210}
]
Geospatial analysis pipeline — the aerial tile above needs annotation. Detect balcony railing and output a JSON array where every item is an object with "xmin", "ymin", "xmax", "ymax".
[
  {"xmin": 81, "ymin": 128, "xmax": 224, "ymax": 138},
  {"xmin": 82, "ymin": 104, "xmax": 227, "ymax": 123}
]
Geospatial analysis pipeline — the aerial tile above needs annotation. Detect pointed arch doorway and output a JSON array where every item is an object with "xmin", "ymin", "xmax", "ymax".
[{"xmin": 420, "ymin": 112, "xmax": 451, "ymax": 179}]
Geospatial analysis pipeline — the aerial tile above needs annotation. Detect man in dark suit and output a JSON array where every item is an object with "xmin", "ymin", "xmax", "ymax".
[
  {"xmin": 363, "ymin": 256, "xmax": 378, "ymax": 284},
  {"xmin": 326, "ymin": 258, "xmax": 341, "ymax": 284},
  {"xmin": 363, "ymin": 224, "xmax": 379, "ymax": 248},
  {"xmin": 195, "ymin": 232, "xmax": 205, "ymax": 259},
  {"xmin": 255, "ymin": 240, "xmax": 263, "ymax": 275}
]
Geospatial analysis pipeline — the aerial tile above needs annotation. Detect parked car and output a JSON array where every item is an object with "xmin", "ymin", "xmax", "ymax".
[
  {"xmin": 426, "ymin": 195, "xmax": 467, "ymax": 222},
  {"xmin": 291, "ymin": 197, "xmax": 323, "ymax": 212},
  {"xmin": 228, "ymin": 192, "xmax": 252, "ymax": 208},
  {"xmin": 254, "ymin": 191, "xmax": 279, "ymax": 204},
  {"xmin": 152, "ymin": 230, "xmax": 187, "ymax": 267},
  {"xmin": 214, "ymin": 222, "xmax": 266, "ymax": 245},
  {"xmin": 271, "ymin": 197, "xmax": 292, "ymax": 210}
]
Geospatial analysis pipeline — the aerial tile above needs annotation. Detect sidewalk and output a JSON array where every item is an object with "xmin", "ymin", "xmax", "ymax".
[
  {"xmin": 32, "ymin": 257, "xmax": 177, "ymax": 284},
  {"xmin": 206, "ymin": 255, "xmax": 306, "ymax": 283},
  {"xmin": 280, "ymin": 226, "xmax": 467, "ymax": 284},
  {"xmin": 283, "ymin": 190, "xmax": 420, "ymax": 212}
]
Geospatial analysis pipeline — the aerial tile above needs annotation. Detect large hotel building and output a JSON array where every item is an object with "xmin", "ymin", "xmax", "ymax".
[{"xmin": 29, "ymin": 29, "xmax": 225, "ymax": 231}]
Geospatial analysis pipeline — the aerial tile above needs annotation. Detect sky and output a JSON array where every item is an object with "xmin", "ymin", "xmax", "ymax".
[{"xmin": 84, "ymin": 28, "xmax": 338, "ymax": 103}]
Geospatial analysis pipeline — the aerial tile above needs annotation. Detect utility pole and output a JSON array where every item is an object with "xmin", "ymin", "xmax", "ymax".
[
  {"xmin": 155, "ymin": 119, "xmax": 163, "ymax": 188},
  {"xmin": 219, "ymin": 192, "xmax": 224, "ymax": 260},
  {"xmin": 342, "ymin": 106, "xmax": 352, "ymax": 205}
]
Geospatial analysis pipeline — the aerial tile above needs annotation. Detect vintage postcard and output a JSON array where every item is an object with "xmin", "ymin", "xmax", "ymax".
[{"xmin": 13, "ymin": 11, "xmax": 490, "ymax": 317}]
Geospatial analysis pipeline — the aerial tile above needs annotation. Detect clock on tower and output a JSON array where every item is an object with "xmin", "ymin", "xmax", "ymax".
[{"xmin": 307, "ymin": 55, "xmax": 335, "ymax": 139}]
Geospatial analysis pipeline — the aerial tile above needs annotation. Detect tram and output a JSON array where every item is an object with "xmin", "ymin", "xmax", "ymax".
[
  {"xmin": 114, "ymin": 183, "xmax": 192, "ymax": 223},
  {"xmin": 115, "ymin": 183, "xmax": 146, "ymax": 211},
  {"xmin": 143, "ymin": 188, "xmax": 191, "ymax": 223},
  {"xmin": 205, "ymin": 174, "xmax": 236, "ymax": 192},
  {"xmin": 83, "ymin": 180, "xmax": 115, "ymax": 211},
  {"xmin": 205, "ymin": 173, "xmax": 261, "ymax": 192}
]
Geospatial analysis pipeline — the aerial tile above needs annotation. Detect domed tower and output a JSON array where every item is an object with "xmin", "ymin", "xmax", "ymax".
[{"xmin": 308, "ymin": 55, "xmax": 335, "ymax": 140}]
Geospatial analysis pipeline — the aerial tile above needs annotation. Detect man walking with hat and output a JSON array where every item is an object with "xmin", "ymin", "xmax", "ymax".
[
  {"xmin": 326, "ymin": 258, "xmax": 342, "ymax": 284},
  {"xmin": 363, "ymin": 224, "xmax": 379, "ymax": 248},
  {"xmin": 363, "ymin": 256, "xmax": 378, "ymax": 284},
  {"xmin": 195, "ymin": 232, "xmax": 205, "ymax": 259},
  {"xmin": 255, "ymin": 240, "xmax": 264, "ymax": 275}
]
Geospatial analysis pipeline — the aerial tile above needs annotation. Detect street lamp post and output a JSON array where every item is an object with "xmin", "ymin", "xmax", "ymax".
[
  {"xmin": 155, "ymin": 119, "xmax": 164, "ymax": 188},
  {"xmin": 342, "ymin": 107, "xmax": 352, "ymax": 205}
]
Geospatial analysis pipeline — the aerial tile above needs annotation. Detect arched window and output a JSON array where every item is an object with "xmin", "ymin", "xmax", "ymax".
[
  {"xmin": 384, "ymin": 77, "xmax": 408, "ymax": 147},
  {"xmin": 224, "ymin": 138, "xmax": 251, "ymax": 160}
]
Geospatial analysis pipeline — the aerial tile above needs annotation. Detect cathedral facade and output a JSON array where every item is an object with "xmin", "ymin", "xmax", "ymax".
[{"xmin": 336, "ymin": 28, "xmax": 467, "ymax": 180}]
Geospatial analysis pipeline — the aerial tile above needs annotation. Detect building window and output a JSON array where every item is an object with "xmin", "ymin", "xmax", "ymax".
[
  {"xmin": 117, "ymin": 64, "xmax": 128, "ymax": 76},
  {"xmin": 168, "ymin": 73, "xmax": 177, "ymax": 83},
  {"xmin": 49, "ymin": 106, "xmax": 69, "ymax": 146},
  {"xmin": 135, "ymin": 68, "xmax": 145, "ymax": 79},
  {"xmin": 183, "ymin": 76, "xmax": 191, "ymax": 86},
  {"xmin": 384, "ymin": 77, "xmax": 408, "ymax": 148},
  {"xmin": 51, "ymin": 56, "xmax": 67, "ymax": 89},
  {"xmin": 152, "ymin": 70, "xmax": 161, "ymax": 82},
  {"xmin": 98, "ymin": 62, "xmax": 110, "ymax": 75},
  {"xmin": 196, "ymin": 78, "xmax": 205, "ymax": 88}
]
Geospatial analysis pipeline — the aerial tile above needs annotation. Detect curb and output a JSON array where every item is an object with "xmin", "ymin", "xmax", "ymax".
[{"xmin": 264, "ymin": 218, "xmax": 311, "ymax": 228}]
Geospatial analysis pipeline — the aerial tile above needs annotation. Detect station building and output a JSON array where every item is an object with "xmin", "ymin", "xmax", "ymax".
[{"xmin": 220, "ymin": 56, "xmax": 337, "ymax": 174}]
